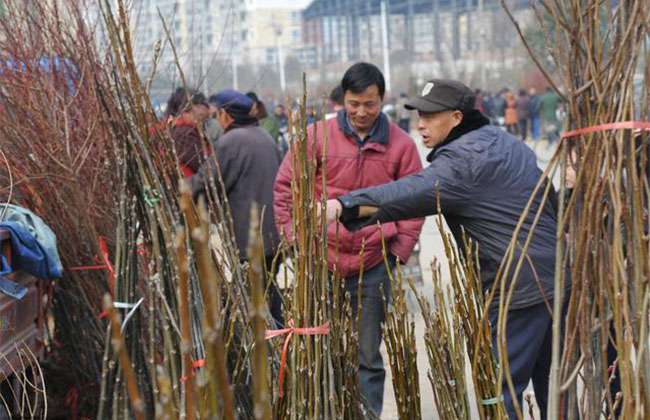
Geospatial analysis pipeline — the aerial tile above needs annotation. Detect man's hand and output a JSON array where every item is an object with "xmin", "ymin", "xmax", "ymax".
[{"xmin": 317, "ymin": 199, "xmax": 342, "ymax": 223}]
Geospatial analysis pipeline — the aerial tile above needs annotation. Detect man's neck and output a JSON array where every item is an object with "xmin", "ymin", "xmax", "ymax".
[
  {"xmin": 354, "ymin": 128, "xmax": 370, "ymax": 139},
  {"xmin": 346, "ymin": 114, "xmax": 374, "ymax": 140}
]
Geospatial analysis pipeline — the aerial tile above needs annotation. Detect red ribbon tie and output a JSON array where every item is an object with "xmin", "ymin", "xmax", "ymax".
[{"xmin": 265, "ymin": 319, "xmax": 330, "ymax": 398}]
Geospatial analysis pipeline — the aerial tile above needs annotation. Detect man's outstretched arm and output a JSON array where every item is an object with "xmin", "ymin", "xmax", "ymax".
[{"xmin": 326, "ymin": 153, "xmax": 468, "ymax": 231}]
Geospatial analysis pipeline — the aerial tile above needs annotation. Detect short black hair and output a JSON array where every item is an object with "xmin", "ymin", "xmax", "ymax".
[
  {"xmin": 341, "ymin": 62, "xmax": 385, "ymax": 99},
  {"xmin": 166, "ymin": 87, "xmax": 207, "ymax": 117},
  {"xmin": 245, "ymin": 91, "xmax": 259, "ymax": 103},
  {"xmin": 245, "ymin": 91, "xmax": 268, "ymax": 119},
  {"xmin": 329, "ymin": 85, "xmax": 344, "ymax": 105}
]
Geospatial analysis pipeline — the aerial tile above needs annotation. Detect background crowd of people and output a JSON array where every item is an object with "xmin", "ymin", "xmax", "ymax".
[
  {"xmin": 152, "ymin": 64, "xmax": 571, "ymax": 419},
  {"xmin": 473, "ymin": 87, "xmax": 564, "ymax": 145},
  {"xmin": 157, "ymin": 83, "xmax": 565, "ymax": 161}
]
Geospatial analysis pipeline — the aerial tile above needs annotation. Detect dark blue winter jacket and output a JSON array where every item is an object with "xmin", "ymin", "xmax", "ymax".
[{"xmin": 338, "ymin": 112, "xmax": 561, "ymax": 310}]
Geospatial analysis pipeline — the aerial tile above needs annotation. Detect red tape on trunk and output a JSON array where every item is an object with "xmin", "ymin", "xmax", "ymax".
[
  {"xmin": 68, "ymin": 237, "xmax": 115, "ymax": 318},
  {"xmin": 561, "ymin": 121, "xmax": 650, "ymax": 139},
  {"xmin": 265, "ymin": 319, "xmax": 330, "ymax": 398}
]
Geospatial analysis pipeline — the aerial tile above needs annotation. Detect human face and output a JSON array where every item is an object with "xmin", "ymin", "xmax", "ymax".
[
  {"xmin": 250, "ymin": 102, "xmax": 259, "ymax": 118},
  {"xmin": 416, "ymin": 110, "xmax": 463, "ymax": 148},
  {"xmin": 209, "ymin": 104, "xmax": 219, "ymax": 119},
  {"xmin": 343, "ymin": 85, "xmax": 382, "ymax": 135},
  {"xmin": 191, "ymin": 102, "xmax": 210, "ymax": 123},
  {"xmin": 217, "ymin": 108, "xmax": 234, "ymax": 130}
]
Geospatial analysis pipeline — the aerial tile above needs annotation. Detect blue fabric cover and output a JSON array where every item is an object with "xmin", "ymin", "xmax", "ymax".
[{"xmin": 0, "ymin": 221, "xmax": 62, "ymax": 279}]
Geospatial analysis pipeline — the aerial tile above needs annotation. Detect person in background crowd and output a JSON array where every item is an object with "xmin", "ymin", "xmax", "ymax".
[
  {"xmin": 504, "ymin": 91, "xmax": 519, "ymax": 135},
  {"xmin": 396, "ymin": 92, "xmax": 411, "ymax": 133},
  {"xmin": 326, "ymin": 85, "xmax": 344, "ymax": 120},
  {"xmin": 306, "ymin": 104, "xmax": 317, "ymax": 125},
  {"xmin": 492, "ymin": 88, "xmax": 507, "ymax": 127},
  {"xmin": 274, "ymin": 104, "xmax": 288, "ymax": 130},
  {"xmin": 192, "ymin": 89, "xmax": 283, "ymax": 324},
  {"xmin": 205, "ymin": 96, "xmax": 224, "ymax": 145},
  {"xmin": 164, "ymin": 87, "xmax": 211, "ymax": 177},
  {"xmin": 516, "ymin": 89, "xmax": 530, "ymax": 141},
  {"xmin": 247, "ymin": 91, "xmax": 279, "ymax": 141},
  {"xmin": 324, "ymin": 79, "xmax": 561, "ymax": 420},
  {"xmin": 540, "ymin": 87, "xmax": 562, "ymax": 145},
  {"xmin": 482, "ymin": 91, "xmax": 496, "ymax": 123},
  {"xmin": 247, "ymin": 91, "xmax": 288, "ymax": 157},
  {"xmin": 274, "ymin": 62, "xmax": 424, "ymax": 417},
  {"xmin": 474, "ymin": 89, "xmax": 485, "ymax": 114},
  {"xmin": 528, "ymin": 88, "xmax": 541, "ymax": 143},
  {"xmin": 382, "ymin": 98, "xmax": 397, "ymax": 122}
]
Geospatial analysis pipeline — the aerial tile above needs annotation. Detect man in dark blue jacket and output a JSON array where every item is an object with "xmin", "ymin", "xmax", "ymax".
[{"xmin": 324, "ymin": 79, "xmax": 564, "ymax": 419}]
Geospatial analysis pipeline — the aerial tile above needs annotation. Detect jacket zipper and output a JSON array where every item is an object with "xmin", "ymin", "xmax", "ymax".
[
  {"xmin": 356, "ymin": 143, "xmax": 364, "ymax": 188},
  {"xmin": 351, "ymin": 143, "xmax": 365, "ymax": 259}
]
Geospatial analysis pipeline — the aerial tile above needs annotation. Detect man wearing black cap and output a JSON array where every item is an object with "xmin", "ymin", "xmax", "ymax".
[
  {"xmin": 324, "ymin": 79, "xmax": 562, "ymax": 419},
  {"xmin": 192, "ymin": 89, "xmax": 283, "ymax": 323}
]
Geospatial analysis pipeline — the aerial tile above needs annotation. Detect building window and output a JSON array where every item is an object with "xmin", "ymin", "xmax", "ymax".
[{"xmin": 266, "ymin": 48, "xmax": 276, "ymax": 64}]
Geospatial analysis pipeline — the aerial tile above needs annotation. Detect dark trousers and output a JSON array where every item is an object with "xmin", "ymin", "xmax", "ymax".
[
  {"xmin": 530, "ymin": 115, "xmax": 541, "ymax": 140},
  {"xmin": 343, "ymin": 259, "xmax": 395, "ymax": 417},
  {"xmin": 506, "ymin": 123, "xmax": 519, "ymax": 135},
  {"xmin": 489, "ymin": 301, "xmax": 555, "ymax": 419},
  {"xmin": 518, "ymin": 118, "xmax": 529, "ymax": 141}
]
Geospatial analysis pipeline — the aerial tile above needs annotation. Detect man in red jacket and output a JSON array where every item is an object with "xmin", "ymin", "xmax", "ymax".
[{"xmin": 273, "ymin": 62, "xmax": 424, "ymax": 416}]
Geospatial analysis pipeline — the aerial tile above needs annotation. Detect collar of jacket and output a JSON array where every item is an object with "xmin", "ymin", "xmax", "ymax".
[
  {"xmin": 173, "ymin": 115, "xmax": 196, "ymax": 128},
  {"xmin": 426, "ymin": 109, "xmax": 490, "ymax": 162},
  {"xmin": 225, "ymin": 119, "xmax": 260, "ymax": 133},
  {"xmin": 336, "ymin": 109, "xmax": 389, "ymax": 147}
]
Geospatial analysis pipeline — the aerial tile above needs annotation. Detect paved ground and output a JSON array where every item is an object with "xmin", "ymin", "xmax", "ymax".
[{"xmin": 380, "ymin": 136, "xmax": 558, "ymax": 419}]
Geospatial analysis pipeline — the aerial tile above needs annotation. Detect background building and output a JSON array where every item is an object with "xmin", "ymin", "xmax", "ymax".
[
  {"xmin": 85, "ymin": 0, "xmax": 547, "ymax": 102},
  {"xmin": 301, "ymin": 0, "xmax": 536, "ymax": 95}
]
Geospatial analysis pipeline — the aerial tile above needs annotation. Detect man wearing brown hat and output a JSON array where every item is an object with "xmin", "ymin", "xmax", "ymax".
[{"xmin": 324, "ymin": 79, "xmax": 563, "ymax": 419}]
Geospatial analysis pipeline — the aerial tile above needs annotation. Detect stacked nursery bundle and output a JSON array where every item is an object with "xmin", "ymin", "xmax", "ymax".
[
  {"xmin": 10, "ymin": 0, "xmax": 648, "ymax": 419},
  {"xmin": 0, "ymin": 0, "xmax": 120, "ymax": 414},
  {"xmin": 500, "ymin": 1, "xmax": 650, "ymax": 418},
  {"xmin": 1, "ymin": 0, "xmax": 365, "ymax": 417}
]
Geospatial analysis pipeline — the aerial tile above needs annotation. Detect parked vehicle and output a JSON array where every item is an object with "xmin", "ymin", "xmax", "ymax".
[{"xmin": 0, "ymin": 228, "xmax": 50, "ymax": 417}]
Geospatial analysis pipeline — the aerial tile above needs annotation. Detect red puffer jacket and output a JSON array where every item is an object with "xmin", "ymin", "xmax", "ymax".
[{"xmin": 273, "ymin": 111, "xmax": 424, "ymax": 277}]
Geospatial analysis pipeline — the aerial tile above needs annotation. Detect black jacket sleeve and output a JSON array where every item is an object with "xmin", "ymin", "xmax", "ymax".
[{"xmin": 337, "ymin": 151, "xmax": 469, "ymax": 231}]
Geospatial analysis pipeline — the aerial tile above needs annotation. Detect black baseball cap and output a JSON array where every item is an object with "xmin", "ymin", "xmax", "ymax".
[{"xmin": 405, "ymin": 79, "xmax": 475, "ymax": 113}]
